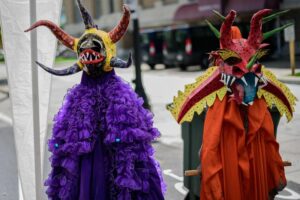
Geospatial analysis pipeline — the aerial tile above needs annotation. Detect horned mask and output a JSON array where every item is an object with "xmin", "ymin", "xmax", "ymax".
[
  {"xmin": 25, "ymin": 0, "xmax": 132, "ymax": 77},
  {"xmin": 169, "ymin": 9, "xmax": 296, "ymax": 124},
  {"xmin": 207, "ymin": 9, "xmax": 292, "ymax": 105}
]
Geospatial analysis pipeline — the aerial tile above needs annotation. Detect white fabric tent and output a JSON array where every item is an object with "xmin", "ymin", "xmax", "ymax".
[{"xmin": 0, "ymin": 0, "xmax": 62, "ymax": 199}]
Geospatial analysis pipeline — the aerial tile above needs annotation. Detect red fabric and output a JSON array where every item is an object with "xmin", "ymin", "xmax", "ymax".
[{"xmin": 200, "ymin": 96, "xmax": 286, "ymax": 200}]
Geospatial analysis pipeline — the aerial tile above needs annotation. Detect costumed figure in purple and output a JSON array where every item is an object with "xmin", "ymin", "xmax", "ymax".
[{"xmin": 25, "ymin": 1, "xmax": 166, "ymax": 199}]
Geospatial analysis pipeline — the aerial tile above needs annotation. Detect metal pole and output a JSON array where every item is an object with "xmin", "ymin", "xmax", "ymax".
[
  {"xmin": 132, "ymin": 16, "xmax": 150, "ymax": 109},
  {"xmin": 127, "ymin": 1, "xmax": 150, "ymax": 109},
  {"xmin": 29, "ymin": 0, "xmax": 42, "ymax": 199}
]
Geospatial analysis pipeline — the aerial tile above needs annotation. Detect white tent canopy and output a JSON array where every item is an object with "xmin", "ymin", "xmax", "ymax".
[{"xmin": 0, "ymin": 0, "xmax": 62, "ymax": 199}]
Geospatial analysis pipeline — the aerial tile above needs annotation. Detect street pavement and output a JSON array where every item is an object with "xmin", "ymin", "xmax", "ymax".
[{"xmin": 0, "ymin": 62, "xmax": 300, "ymax": 200}]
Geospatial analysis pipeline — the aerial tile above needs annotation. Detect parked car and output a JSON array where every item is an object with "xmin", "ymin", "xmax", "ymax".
[
  {"xmin": 162, "ymin": 25, "xmax": 219, "ymax": 70},
  {"xmin": 140, "ymin": 28, "xmax": 164, "ymax": 70}
]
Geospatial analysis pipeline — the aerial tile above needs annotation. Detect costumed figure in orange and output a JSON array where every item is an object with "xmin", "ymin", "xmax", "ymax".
[{"xmin": 168, "ymin": 9, "xmax": 296, "ymax": 200}]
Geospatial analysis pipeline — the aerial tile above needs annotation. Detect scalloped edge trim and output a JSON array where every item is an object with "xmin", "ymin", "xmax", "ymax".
[
  {"xmin": 259, "ymin": 67, "xmax": 297, "ymax": 121},
  {"xmin": 257, "ymin": 89, "xmax": 292, "ymax": 121},
  {"xmin": 168, "ymin": 66, "xmax": 227, "ymax": 123}
]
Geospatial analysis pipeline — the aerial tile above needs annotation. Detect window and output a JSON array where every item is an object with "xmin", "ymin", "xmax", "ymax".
[
  {"xmin": 109, "ymin": 0, "xmax": 114, "ymax": 13},
  {"xmin": 139, "ymin": 0, "xmax": 155, "ymax": 9},
  {"xmin": 94, "ymin": 0, "xmax": 102, "ymax": 18},
  {"xmin": 73, "ymin": 1, "xmax": 82, "ymax": 23},
  {"xmin": 162, "ymin": 0, "xmax": 178, "ymax": 5}
]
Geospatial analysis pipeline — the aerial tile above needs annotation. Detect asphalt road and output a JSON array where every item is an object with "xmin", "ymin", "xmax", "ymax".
[{"xmin": 0, "ymin": 63, "xmax": 300, "ymax": 200}]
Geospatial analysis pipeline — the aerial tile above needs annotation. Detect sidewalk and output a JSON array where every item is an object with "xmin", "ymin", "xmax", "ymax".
[{"xmin": 264, "ymin": 59, "xmax": 300, "ymax": 85}]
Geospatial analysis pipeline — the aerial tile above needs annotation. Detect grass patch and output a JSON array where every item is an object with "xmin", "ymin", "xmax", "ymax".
[
  {"xmin": 55, "ymin": 57, "xmax": 77, "ymax": 64},
  {"xmin": 293, "ymin": 72, "xmax": 300, "ymax": 77},
  {"xmin": 0, "ymin": 54, "xmax": 4, "ymax": 63}
]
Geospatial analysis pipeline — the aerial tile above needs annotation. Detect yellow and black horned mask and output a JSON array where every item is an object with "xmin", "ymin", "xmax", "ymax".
[{"xmin": 25, "ymin": 0, "xmax": 131, "ymax": 76}]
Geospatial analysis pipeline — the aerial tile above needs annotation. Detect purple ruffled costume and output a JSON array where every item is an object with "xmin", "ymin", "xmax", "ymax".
[{"xmin": 45, "ymin": 71, "xmax": 166, "ymax": 200}]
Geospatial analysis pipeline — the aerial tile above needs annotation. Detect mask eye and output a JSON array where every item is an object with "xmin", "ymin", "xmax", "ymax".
[
  {"xmin": 224, "ymin": 57, "xmax": 242, "ymax": 66},
  {"xmin": 217, "ymin": 49, "xmax": 242, "ymax": 66},
  {"xmin": 92, "ymin": 39, "xmax": 102, "ymax": 47}
]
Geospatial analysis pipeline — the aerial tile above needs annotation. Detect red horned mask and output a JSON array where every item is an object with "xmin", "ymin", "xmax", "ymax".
[{"xmin": 207, "ymin": 9, "xmax": 292, "ymax": 105}]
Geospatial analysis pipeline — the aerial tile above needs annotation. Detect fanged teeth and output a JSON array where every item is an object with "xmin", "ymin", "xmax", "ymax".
[
  {"xmin": 258, "ymin": 76, "xmax": 268, "ymax": 89},
  {"xmin": 260, "ymin": 76, "xmax": 267, "ymax": 84},
  {"xmin": 220, "ymin": 73, "xmax": 233, "ymax": 86},
  {"xmin": 220, "ymin": 73, "xmax": 237, "ymax": 87},
  {"xmin": 255, "ymin": 77, "xmax": 259, "ymax": 87},
  {"xmin": 226, "ymin": 75, "xmax": 231, "ymax": 85},
  {"xmin": 230, "ymin": 77, "xmax": 236, "ymax": 86},
  {"xmin": 248, "ymin": 101, "xmax": 253, "ymax": 105},
  {"xmin": 220, "ymin": 73, "xmax": 225, "ymax": 83},
  {"xmin": 241, "ymin": 77, "xmax": 248, "ymax": 86},
  {"xmin": 81, "ymin": 52, "xmax": 99, "ymax": 62}
]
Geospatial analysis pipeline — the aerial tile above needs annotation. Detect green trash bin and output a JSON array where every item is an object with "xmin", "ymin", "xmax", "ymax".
[{"xmin": 181, "ymin": 108, "xmax": 281, "ymax": 200}]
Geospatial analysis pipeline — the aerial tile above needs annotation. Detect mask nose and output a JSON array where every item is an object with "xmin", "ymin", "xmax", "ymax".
[
  {"xmin": 239, "ymin": 73, "xmax": 258, "ymax": 104},
  {"xmin": 79, "ymin": 38, "xmax": 99, "ymax": 53}
]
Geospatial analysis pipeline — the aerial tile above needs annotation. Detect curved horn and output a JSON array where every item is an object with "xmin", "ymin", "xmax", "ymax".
[
  {"xmin": 205, "ymin": 20, "xmax": 220, "ymax": 38},
  {"xmin": 109, "ymin": 5, "xmax": 130, "ymax": 43},
  {"xmin": 110, "ymin": 53, "xmax": 132, "ymax": 68},
  {"xmin": 247, "ymin": 9, "xmax": 272, "ymax": 48},
  {"xmin": 220, "ymin": 10, "xmax": 236, "ymax": 49},
  {"xmin": 76, "ymin": 0, "xmax": 97, "ymax": 29},
  {"xmin": 36, "ymin": 61, "xmax": 82, "ymax": 76},
  {"xmin": 25, "ymin": 20, "xmax": 76, "ymax": 50}
]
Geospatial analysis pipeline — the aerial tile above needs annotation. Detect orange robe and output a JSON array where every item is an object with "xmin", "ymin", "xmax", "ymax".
[{"xmin": 200, "ymin": 96, "xmax": 286, "ymax": 200}]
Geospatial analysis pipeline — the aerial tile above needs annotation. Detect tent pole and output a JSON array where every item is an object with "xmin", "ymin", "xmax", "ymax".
[{"xmin": 29, "ymin": 0, "xmax": 42, "ymax": 199}]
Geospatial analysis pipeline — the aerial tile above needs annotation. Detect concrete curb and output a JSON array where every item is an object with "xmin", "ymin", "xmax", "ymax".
[{"xmin": 278, "ymin": 78, "xmax": 300, "ymax": 85}]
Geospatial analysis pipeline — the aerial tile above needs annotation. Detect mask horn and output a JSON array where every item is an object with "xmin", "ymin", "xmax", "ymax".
[
  {"xmin": 25, "ymin": 20, "xmax": 76, "ymax": 50},
  {"xmin": 110, "ymin": 53, "xmax": 132, "ymax": 68},
  {"xmin": 36, "ymin": 61, "xmax": 82, "ymax": 76},
  {"xmin": 212, "ymin": 10, "xmax": 225, "ymax": 20},
  {"xmin": 220, "ymin": 10, "xmax": 236, "ymax": 49},
  {"xmin": 205, "ymin": 20, "xmax": 220, "ymax": 38},
  {"xmin": 247, "ymin": 9, "xmax": 272, "ymax": 48},
  {"xmin": 108, "ymin": 5, "xmax": 130, "ymax": 43},
  {"xmin": 77, "ymin": 0, "xmax": 97, "ymax": 29},
  {"xmin": 262, "ymin": 10, "xmax": 290, "ymax": 24},
  {"xmin": 263, "ymin": 23, "xmax": 293, "ymax": 40}
]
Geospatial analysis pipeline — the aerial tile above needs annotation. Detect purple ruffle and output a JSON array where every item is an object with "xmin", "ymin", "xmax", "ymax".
[{"xmin": 45, "ymin": 71, "xmax": 165, "ymax": 199}]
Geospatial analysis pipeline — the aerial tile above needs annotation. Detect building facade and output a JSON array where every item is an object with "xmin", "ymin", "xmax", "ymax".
[
  {"xmin": 62, "ymin": 0, "xmax": 300, "ymax": 54},
  {"xmin": 63, "ymin": 0, "xmax": 190, "ymax": 35}
]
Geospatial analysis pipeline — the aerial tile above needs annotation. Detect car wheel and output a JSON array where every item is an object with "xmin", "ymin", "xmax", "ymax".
[
  {"xmin": 179, "ymin": 64, "xmax": 187, "ymax": 71},
  {"xmin": 165, "ymin": 64, "xmax": 173, "ymax": 69},
  {"xmin": 149, "ymin": 64, "xmax": 155, "ymax": 70}
]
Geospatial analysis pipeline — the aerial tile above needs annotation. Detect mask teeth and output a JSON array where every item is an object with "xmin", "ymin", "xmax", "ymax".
[
  {"xmin": 242, "ymin": 102, "xmax": 248, "ymax": 106},
  {"xmin": 230, "ymin": 77, "xmax": 236, "ymax": 86},
  {"xmin": 261, "ymin": 76, "xmax": 267, "ymax": 84},
  {"xmin": 248, "ymin": 101, "xmax": 254, "ymax": 105},
  {"xmin": 241, "ymin": 76, "xmax": 248, "ymax": 86},
  {"xmin": 255, "ymin": 76, "xmax": 259, "ymax": 87},
  {"xmin": 220, "ymin": 73, "xmax": 225, "ymax": 83},
  {"xmin": 220, "ymin": 73, "xmax": 233, "ymax": 86},
  {"xmin": 258, "ymin": 76, "xmax": 268, "ymax": 89},
  {"xmin": 226, "ymin": 75, "xmax": 231, "ymax": 85}
]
